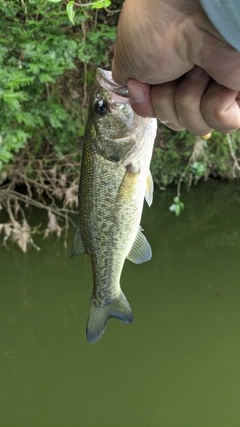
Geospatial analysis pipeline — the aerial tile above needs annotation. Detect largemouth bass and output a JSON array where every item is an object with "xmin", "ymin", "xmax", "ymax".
[{"xmin": 71, "ymin": 68, "xmax": 157, "ymax": 343}]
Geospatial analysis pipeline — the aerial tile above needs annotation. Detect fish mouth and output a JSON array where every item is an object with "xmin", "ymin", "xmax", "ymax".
[{"xmin": 96, "ymin": 68, "xmax": 129, "ymax": 98}]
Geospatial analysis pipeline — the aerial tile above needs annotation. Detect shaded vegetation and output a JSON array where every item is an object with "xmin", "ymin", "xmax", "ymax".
[
  {"xmin": 1, "ymin": 0, "xmax": 240, "ymax": 251},
  {"xmin": 0, "ymin": 0, "xmax": 119, "ymax": 251}
]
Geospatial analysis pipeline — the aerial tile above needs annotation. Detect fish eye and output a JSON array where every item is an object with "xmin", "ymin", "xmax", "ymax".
[{"xmin": 94, "ymin": 99, "xmax": 108, "ymax": 116}]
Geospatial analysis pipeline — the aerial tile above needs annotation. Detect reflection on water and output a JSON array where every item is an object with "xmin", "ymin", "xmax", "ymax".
[{"xmin": 1, "ymin": 182, "xmax": 240, "ymax": 426}]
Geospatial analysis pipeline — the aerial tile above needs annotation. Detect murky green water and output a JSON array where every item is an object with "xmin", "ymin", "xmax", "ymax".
[{"xmin": 1, "ymin": 182, "xmax": 240, "ymax": 426}]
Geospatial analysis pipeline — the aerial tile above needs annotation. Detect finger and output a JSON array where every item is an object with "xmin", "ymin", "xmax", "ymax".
[
  {"xmin": 202, "ymin": 83, "xmax": 240, "ymax": 133},
  {"xmin": 151, "ymin": 80, "xmax": 185, "ymax": 131},
  {"xmin": 112, "ymin": 56, "xmax": 129, "ymax": 86},
  {"xmin": 175, "ymin": 66, "xmax": 213, "ymax": 135},
  {"xmin": 127, "ymin": 79, "xmax": 155, "ymax": 117},
  {"xmin": 200, "ymin": 38, "xmax": 240, "ymax": 91}
]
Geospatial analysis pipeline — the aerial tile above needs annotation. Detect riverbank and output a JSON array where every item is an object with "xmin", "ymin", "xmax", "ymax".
[{"xmin": 1, "ymin": 126, "xmax": 240, "ymax": 253}]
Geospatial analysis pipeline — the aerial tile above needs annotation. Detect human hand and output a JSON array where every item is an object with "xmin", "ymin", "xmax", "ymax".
[{"xmin": 112, "ymin": 0, "xmax": 240, "ymax": 135}]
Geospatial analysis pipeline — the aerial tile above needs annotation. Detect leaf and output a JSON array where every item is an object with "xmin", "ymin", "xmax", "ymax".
[
  {"xmin": 48, "ymin": 0, "xmax": 62, "ymax": 3},
  {"xmin": 39, "ymin": 73, "xmax": 56, "ymax": 83},
  {"xmin": 66, "ymin": 1, "xmax": 75, "ymax": 25},
  {"xmin": 169, "ymin": 197, "xmax": 184, "ymax": 216},
  {"xmin": 175, "ymin": 204, "xmax": 181, "ymax": 216},
  {"xmin": 91, "ymin": 0, "xmax": 111, "ymax": 9},
  {"xmin": 191, "ymin": 161, "xmax": 204, "ymax": 176},
  {"xmin": 173, "ymin": 196, "xmax": 179, "ymax": 204}
]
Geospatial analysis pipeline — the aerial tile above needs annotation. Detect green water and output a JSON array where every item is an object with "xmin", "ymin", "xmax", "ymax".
[{"xmin": 1, "ymin": 182, "xmax": 240, "ymax": 427}]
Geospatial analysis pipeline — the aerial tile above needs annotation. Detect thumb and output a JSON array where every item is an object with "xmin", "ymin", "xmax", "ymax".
[{"xmin": 111, "ymin": 56, "xmax": 129, "ymax": 86}]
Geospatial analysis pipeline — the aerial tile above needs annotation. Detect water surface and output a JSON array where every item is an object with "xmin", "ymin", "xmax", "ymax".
[{"xmin": 1, "ymin": 182, "xmax": 240, "ymax": 427}]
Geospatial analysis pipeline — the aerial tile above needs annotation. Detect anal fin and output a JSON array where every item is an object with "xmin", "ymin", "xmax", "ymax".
[{"xmin": 127, "ymin": 226, "xmax": 152, "ymax": 264}]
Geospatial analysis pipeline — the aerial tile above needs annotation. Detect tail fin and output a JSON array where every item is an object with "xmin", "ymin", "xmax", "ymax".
[{"xmin": 86, "ymin": 291, "xmax": 134, "ymax": 344}]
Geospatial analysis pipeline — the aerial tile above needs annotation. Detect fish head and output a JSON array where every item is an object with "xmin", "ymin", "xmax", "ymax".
[{"xmin": 87, "ymin": 68, "xmax": 146, "ymax": 163}]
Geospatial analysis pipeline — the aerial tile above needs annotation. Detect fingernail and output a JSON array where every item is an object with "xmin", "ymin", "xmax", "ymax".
[
  {"xmin": 187, "ymin": 66, "xmax": 205, "ymax": 79},
  {"xmin": 128, "ymin": 84, "xmax": 147, "ymax": 103}
]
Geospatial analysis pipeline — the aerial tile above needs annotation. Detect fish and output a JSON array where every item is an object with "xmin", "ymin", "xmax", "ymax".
[{"xmin": 71, "ymin": 68, "xmax": 157, "ymax": 343}]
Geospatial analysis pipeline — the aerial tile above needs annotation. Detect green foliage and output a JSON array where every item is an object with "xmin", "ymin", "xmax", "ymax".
[
  {"xmin": 191, "ymin": 161, "xmax": 205, "ymax": 177},
  {"xmin": 49, "ymin": 0, "xmax": 113, "ymax": 25},
  {"xmin": 0, "ymin": 0, "xmax": 117, "ymax": 171},
  {"xmin": 1, "ymin": 0, "xmax": 240, "ymax": 195},
  {"xmin": 66, "ymin": 1, "xmax": 75, "ymax": 24},
  {"xmin": 169, "ymin": 196, "xmax": 184, "ymax": 216},
  {"xmin": 203, "ymin": 131, "xmax": 236, "ymax": 179},
  {"xmin": 151, "ymin": 129, "xmax": 196, "ymax": 187},
  {"xmin": 151, "ymin": 127, "xmax": 240, "ymax": 188},
  {"xmin": 91, "ymin": 0, "xmax": 112, "ymax": 9}
]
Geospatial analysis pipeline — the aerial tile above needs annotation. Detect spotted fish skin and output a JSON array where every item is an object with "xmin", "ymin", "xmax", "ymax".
[{"xmin": 71, "ymin": 68, "xmax": 157, "ymax": 343}]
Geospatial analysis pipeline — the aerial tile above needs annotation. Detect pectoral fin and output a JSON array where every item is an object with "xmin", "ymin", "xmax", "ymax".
[
  {"xmin": 127, "ymin": 226, "xmax": 152, "ymax": 264},
  {"xmin": 70, "ymin": 220, "xmax": 86, "ymax": 258},
  {"xmin": 145, "ymin": 170, "xmax": 154, "ymax": 207}
]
